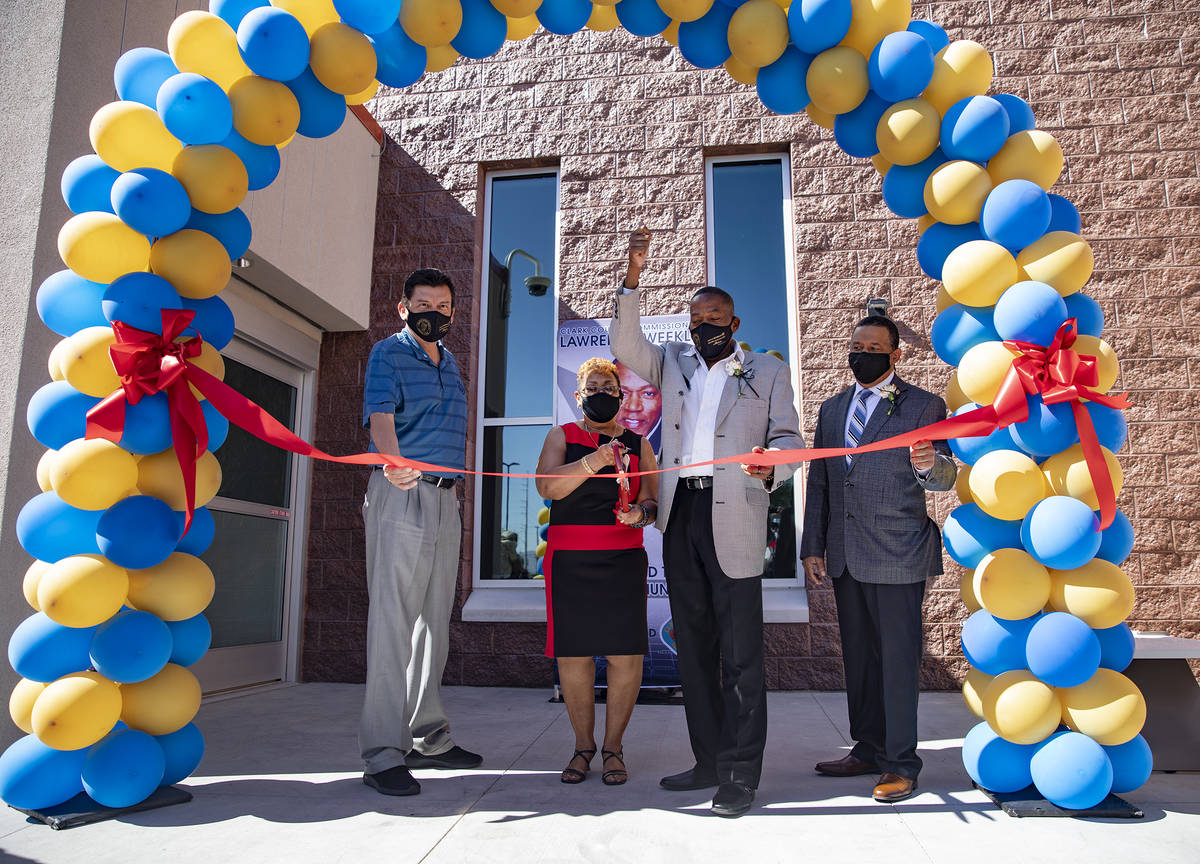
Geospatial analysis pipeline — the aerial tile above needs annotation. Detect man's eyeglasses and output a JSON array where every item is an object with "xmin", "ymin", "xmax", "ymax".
[{"xmin": 581, "ymin": 385, "xmax": 620, "ymax": 396}]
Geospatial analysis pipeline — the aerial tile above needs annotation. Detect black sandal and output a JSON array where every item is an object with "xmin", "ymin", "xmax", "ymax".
[
  {"xmin": 561, "ymin": 747, "xmax": 596, "ymax": 784},
  {"xmin": 602, "ymin": 749, "xmax": 627, "ymax": 786}
]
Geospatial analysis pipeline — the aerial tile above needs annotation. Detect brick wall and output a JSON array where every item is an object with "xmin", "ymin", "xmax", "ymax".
[{"xmin": 301, "ymin": 1, "xmax": 1200, "ymax": 687}]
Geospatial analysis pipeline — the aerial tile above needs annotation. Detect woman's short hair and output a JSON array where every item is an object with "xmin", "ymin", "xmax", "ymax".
[{"xmin": 576, "ymin": 357, "xmax": 621, "ymax": 389}]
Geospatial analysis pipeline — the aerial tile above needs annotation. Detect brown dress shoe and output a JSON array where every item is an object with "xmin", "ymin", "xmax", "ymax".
[
  {"xmin": 814, "ymin": 754, "xmax": 879, "ymax": 777},
  {"xmin": 873, "ymin": 773, "xmax": 918, "ymax": 802}
]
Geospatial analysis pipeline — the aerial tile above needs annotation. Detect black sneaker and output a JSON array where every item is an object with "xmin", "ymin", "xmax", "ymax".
[
  {"xmin": 404, "ymin": 745, "xmax": 483, "ymax": 770},
  {"xmin": 364, "ymin": 765, "xmax": 421, "ymax": 796}
]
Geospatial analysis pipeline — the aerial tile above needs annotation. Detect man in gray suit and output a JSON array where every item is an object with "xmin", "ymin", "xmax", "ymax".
[
  {"xmin": 611, "ymin": 227, "xmax": 804, "ymax": 818},
  {"xmin": 800, "ymin": 315, "xmax": 956, "ymax": 803}
]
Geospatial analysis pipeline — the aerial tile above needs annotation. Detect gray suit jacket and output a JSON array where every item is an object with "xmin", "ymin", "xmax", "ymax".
[
  {"xmin": 610, "ymin": 288, "xmax": 804, "ymax": 579},
  {"xmin": 799, "ymin": 376, "xmax": 956, "ymax": 585}
]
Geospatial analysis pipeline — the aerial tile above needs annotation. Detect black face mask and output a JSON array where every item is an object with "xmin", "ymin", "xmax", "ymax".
[
  {"xmin": 580, "ymin": 392, "xmax": 621, "ymax": 424},
  {"xmin": 690, "ymin": 322, "xmax": 734, "ymax": 360},
  {"xmin": 407, "ymin": 310, "xmax": 452, "ymax": 341},
  {"xmin": 848, "ymin": 351, "xmax": 893, "ymax": 385}
]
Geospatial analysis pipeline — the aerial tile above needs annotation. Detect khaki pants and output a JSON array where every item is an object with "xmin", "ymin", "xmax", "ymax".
[{"xmin": 359, "ymin": 470, "xmax": 461, "ymax": 774}]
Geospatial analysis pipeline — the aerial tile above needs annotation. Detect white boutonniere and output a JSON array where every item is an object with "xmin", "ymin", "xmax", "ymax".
[
  {"xmin": 725, "ymin": 357, "xmax": 758, "ymax": 396},
  {"xmin": 880, "ymin": 382, "xmax": 900, "ymax": 415}
]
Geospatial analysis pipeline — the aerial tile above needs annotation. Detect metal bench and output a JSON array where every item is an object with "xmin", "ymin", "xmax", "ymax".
[{"xmin": 1126, "ymin": 632, "xmax": 1200, "ymax": 771}]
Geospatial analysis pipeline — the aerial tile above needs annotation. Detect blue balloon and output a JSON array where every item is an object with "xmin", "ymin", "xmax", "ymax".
[
  {"xmin": 90, "ymin": 610, "xmax": 174, "ymax": 683},
  {"xmin": 220, "ymin": 131, "xmax": 281, "ymax": 191},
  {"xmin": 916, "ymin": 221, "xmax": 981, "ymax": 279},
  {"xmin": 371, "ymin": 22, "xmax": 426, "ymax": 88},
  {"xmin": 36, "ymin": 270, "xmax": 109, "ymax": 337},
  {"xmin": 97, "ymin": 495, "xmax": 180, "ymax": 570},
  {"xmin": 1105, "ymin": 735, "xmax": 1152, "ymax": 793},
  {"xmin": 181, "ymin": 295, "xmax": 236, "ymax": 350},
  {"xmin": 962, "ymin": 721, "xmax": 1036, "ymax": 793},
  {"xmin": 17, "ymin": 492, "xmax": 103, "ymax": 562},
  {"xmin": 156, "ymin": 73, "xmax": 234, "ymax": 145},
  {"xmin": 26, "ymin": 381, "xmax": 100, "ymax": 449},
  {"xmin": 110, "ymin": 168, "xmax": 192, "ymax": 238},
  {"xmin": 102, "ymin": 272, "xmax": 182, "ymax": 334},
  {"xmin": 1095, "ymin": 622, "xmax": 1135, "ymax": 672},
  {"xmin": 678, "ymin": 3, "xmax": 735, "ymax": 69},
  {"xmin": 1096, "ymin": 508, "xmax": 1135, "ymax": 566},
  {"xmin": 756, "ymin": 47, "xmax": 813, "ymax": 115},
  {"xmin": 1031, "ymin": 731, "xmax": 1113, "ymax": 810},
  {"xmin": 1047, "ymin": 193, "xmax": 1083, "ymax": 234},
  {"xmin": 237, "ymin": 6, "xmax": 311, "ymax": 81},
  {"xmin": 83, "ymin": 729, "xmax": 166, "ymax": 808},
  {"xmin": 981, "ymin": 180, "xmax": 1052, "ymax": 253},
  {"xmin": 167, "ymin": 614, "xmax": 213, "ymax": 666},
  {"xmin": 1064, "ymin": 290, "xmax": 1103, "ymax": 337},
  {"xmin": 1010, "ymin": 395, "xmax": 1078, "ymax": 459},
  {"xmin": 961, "ymin": 610, "xmax": 1039, "ymax": 675},
  {"xmin": 788, "ymin": 0, "xmax": 852, "ymax": 54},
  {"xmin": 176, "ymin": 506, "xmax": 217, "ymax": 556},
  {"xmin": 616, "ymin": 0, "xmax": 671, "ymax": 37},
  {"xmin": 211, "ymin": 0, "xmax": 268, "ymax": 29},
  {"xmin": 452, "ymin": 0, "xmax": 507, "ymax": 58},
  {"xmin": 868, "ymin": 31, "xmax": 934, "ymax": 102},
  {"xmin": 906, "ymin": 19, "xmax": 949, "ymax": 54},
  {"xmin": 948, "ymin": 404, "xmax": 1021, "ymax": 465},
  {"xmin": 944, "ymin": 502, "xmax": 1023, "ymax": 569},
  {"xmin": 287, "ymin": 67, "xmax": 347, "ymax": 138},
  {"xmin": 536, "ymin": 0, "xmax": 591, "ymax": 34},
  {"xmin": 0, "ymin": 734, "xmax": 88, "ymax": 811},
  {"xmin": 993, "ymin": 279, "xmax": 1067, "ymax": 345},
  {"xmin": 202, "ymin": 401, "xmax": 231, "ymax": 452},
  {"xmin": 121, "ymin": 393, "xmax": 175, "ymax": 454},
  {"xmin": 834, "ymin": 91, "xmax": 891, "ymax": 158},
  {"xmin": 8, "ymin": 613, "xmax": 97, "ymax": 682},
  {"xmin": 716, "ymin": 0, "xmax": 752, "ymax": 6},
  {"xmin": 940, "ymin": 95, "xmax": 1010, "ymax": 162},
  {"xmin": 1025, "ymin": 612, "xmax": 1101, "ymax": 687},
  {"xmin": 61, "ymin": 154, "xmax": 120, "ymax": 215},
  {"xmin": 157, "ymin": 723, "xmax": 205, "ymax": 786},
  {"xmin": 1021, "ymin": 496, "xmax": 1100, "ymax": 570},
  {"xmin": 931, "ymin": 304, "xmax": 997, "ymax": 366},
  {"xmin": 881, "ymin": 148, "xmax": 946, "ymax": 218},
  {"xmin": 185, "ymin": 207, "xmax": 252, "ymax": 260},
  {"xmin": 114, "ymin": 47, "xmax": 179, "ymax": 107},
  {"xmin": 334, "ymin": 0, "xmax": 403, "ymax": 34},
  {"xmin": 1085, "ymin": 401, "xmax": 1127, "ymax": 453},
  {"xmin": 537, "ymin": 523, "xmax": 550, "ymax": 541},
  {"xmin": 994, "ymin": 93, "xmax": 1035, "ymax": 134}
]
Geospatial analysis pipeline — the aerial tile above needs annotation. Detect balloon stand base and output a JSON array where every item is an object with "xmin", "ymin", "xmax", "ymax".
[
  {"xmin": 12, "ymin": 785, "xmax": 192, "ymax": 830},
  {"xmin": 975, "ymin": 783, "xmax": 1143, "ymax": 818}
]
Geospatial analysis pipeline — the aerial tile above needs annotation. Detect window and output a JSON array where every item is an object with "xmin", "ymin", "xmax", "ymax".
[{"xmin": 474, "ymin": 170, "xmax": 560, "ymax": 584}]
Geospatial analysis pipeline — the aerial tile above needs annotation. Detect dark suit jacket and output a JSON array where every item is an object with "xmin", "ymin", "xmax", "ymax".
[{"xmin": 800, "ymin": 375, "xmax": 956, "ymax": 585}]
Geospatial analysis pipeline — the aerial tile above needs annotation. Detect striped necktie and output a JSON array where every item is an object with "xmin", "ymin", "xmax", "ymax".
[{"xmin": 845, "ymin": 389, "xmax": 872, "ymax": 467}]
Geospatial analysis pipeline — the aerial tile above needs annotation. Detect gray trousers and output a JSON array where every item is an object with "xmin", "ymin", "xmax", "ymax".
[{"xmin": 360, "ymin": 470, "xmax": 460, "ymax": 774}]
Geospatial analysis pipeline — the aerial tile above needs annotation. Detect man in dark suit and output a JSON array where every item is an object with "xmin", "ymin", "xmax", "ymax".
[{"xmin": 800, "ymin": 315, "xmax": 956, "ymax": 803}]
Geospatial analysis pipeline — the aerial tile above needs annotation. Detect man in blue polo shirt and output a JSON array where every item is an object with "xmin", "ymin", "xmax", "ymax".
[{"xmin": 360, "ymin": 268, "xmax": 480, "ymax": 796}]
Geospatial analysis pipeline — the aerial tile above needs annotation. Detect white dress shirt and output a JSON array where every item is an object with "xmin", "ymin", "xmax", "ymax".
[
  {"xmin": 680, "ymin": 341, "xmax": 746, "ymax": 478},
  {"xmin": 843, "ymin": 371, "xmax": 894, "ymax": 447}
]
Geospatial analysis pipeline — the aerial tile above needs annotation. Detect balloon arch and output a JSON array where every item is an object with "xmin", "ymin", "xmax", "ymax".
[{"xmin": 1, "ymin": 0, "xmax": 1150, "ymax": 815}]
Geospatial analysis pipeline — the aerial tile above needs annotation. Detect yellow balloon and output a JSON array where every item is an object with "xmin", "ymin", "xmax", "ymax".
[
  {"xmin": 962, "ymin": 667, "xmax": 992, "ymax": 719},
  {"xmin": 50, "ymin": 438, "xmax": 139, "ymax": 511},
  {"xmin": 402, "ymin": 0, "xmax": 464, "ymax": 48},
  {"xmin": 942, "ymin": 240, "xmax": 1018, "ymax": 307},
  {"xmin": 987, "ymin": 129, "xmax": 1063, "ymax": 190},
  {"xmin": 805, "ymin": 101, "xmax": 835, "ymax": 130},
  {"xmin": 492, "ymin": 0, "xmax": 542, "ymax": 16},
  {"xmin": 23, "ymin": 561, "xmax": 49, "ymax": 611},
  {"xmin": 725, "ymin": 56, "xmax": 759, "ymax": 86},
  {"xmin": 48, "ymin": 338, "xmax": 71, "ymax": 382},
  {"xmin": 37, "ymin": 554, "xmax": 129, "ymax": 629},
  {"xmin": 1059, "ymin": 669, "xmax": 1146, "ymax": 746},
  {"xmin": 60, "ymin": 326, "xmax": 119, "ymax": 398},
  {"xmin": 229, "ymin": 76, "xmax": 301, "ymax": 146},
  {"xmin": 168, "ymin": 10, "xmax": 253, "ymax": 91},
  {"xmin": 917, "ymin": 212, "xmax": 936, "ymax": 235},
  {"xmin": 347, "ymin": 79, "xmax": 380, "ymax": 106},
  {"xmin": 536, "ymin": 540, "xmax": 548, "ymax": 558},
  {"xmin": 935, "ymin": 284, "xmax": 953, "ymax": 313},
  {"xmin": 310, "ymin": 22, "xmax": 377, "ymax": 95},
  {"xmin": 870, "ymin": 153, "xmax": 890, "ymax": 176},
  {"xmin": 506, "ymin": 13, "xmax": 541, "ymax": 39},
  {"xmin": 840, "ymin": 0, "xmax": 911, "ymax": 57},
  {"xmin": 982, "ymin": 669, "xmax": 1061, "ymax": 745},
  {"xmin": 151, "ymin": 229, "xmax": 233, "ymax": 300},
  {"xmin": 662, "ymin": 19, "xmax": 681, "ymax": 45},
  {"xmin": 968, "ymin": 448, "xmax": 1047, "ymax": 521},
  {"xmin": 1048, "ymin": 558, "xmax": 1134, "ymax": 629},
  {"xmin": 922, "ymin": 40, "xmax": 992, "ymax": 115},
  {"xmin": 1016, "ymin": 231, "xmax": 1093, "ymax": 298},
  {"xmin": 955, "ymin": 462, "xmax": 972, "ymax": 504},
  {"xmin": 946, "ymin": 369, "xmax": 970, "ymax": 411},
  {"xmin": 657, "ymin": 0, "xmax": 713, "ymax": 22},
  {"xmin": 806, "ymin": 45, "xmax": 868, "ymax": 113},
  {"xmin": 121, "ymin": 663, "xmax": 202, "ymax": 735},
  {"xmin": 973, "ymin": 548, "xmax": 1051, "ymax": 620},
  {"xmin": 10, "ymin": 679, "xmax": 47, "ymax": 735},
  {"xmin": 188, "ymin": 341, "xmax": 227, "ymax": 401},
  {"xmin": 172, "ymin": 145, "xmax": 249, "ymax": 215},
  {"xmin": 537, "ymin": 506, "xmax": 551, "ymax": 526},
  {"xmin": 426, "ymin": 44, "xmax": 459, "ymax": 72},
  {"xmin": 924, "ymin": 160, "xmax": 992, "ymax": 225},
  {"xmin": 32, "ymin": 671, "xmax": 122, "ymax": 751},
  {"xmin": 1071, "ymin": 335, "xmax": 1118, "ymax": 393},
  {"xmin": 876, "ymin": 98, "xmax": 939, "ymax": 166},
  {"xmin": 957, "ymin": 341, "xmax": 1020, "ymax": 406},
  {"xmin": 1042, "ymin": 443, "xmax": 1123, "ymax": 513},
  {"xmin": 36, "ymin": 449, "xmax": 56, "ymax": 493},
  {"xmin": 728, "ymin": 0, "xmax": 789, "ymax": 69},
  {"xmin": 88, "ymin": 101, "xmax": 182, "ymax": 174},
  {"xmin": 587, "ymin": 3, "xmax": 620, "ymax": 31},
  {"xmin": 959, "ymin": 569, "xmax": 981, "ymax": 613},
  {"xmin": 127, "ymin": 553, "xmax": 216, "ymax": 621},
  {"xmin": 279, "ymin": 132, "xmax": 296, "ymax": 148},
  {"xmin": 137, "ymin": 449, "xmax": 223, "ymax": 513},
  {"xmin": 58, "ymin": 212, "xmax": 152, "ymax": 285},
  {"xmin": 270, "ymin": 0, "xmax": 339, "ymax": 37}
]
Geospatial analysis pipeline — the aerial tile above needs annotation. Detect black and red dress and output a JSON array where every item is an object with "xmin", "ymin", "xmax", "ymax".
[{"xmin": 543, "ymin": 423, "xmax": 649, "ymax": 659}]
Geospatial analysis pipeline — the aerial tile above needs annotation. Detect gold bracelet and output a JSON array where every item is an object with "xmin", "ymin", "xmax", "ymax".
[{"xmin": 581, "ymin": 454, "xmax": 596, "ymax": 475}]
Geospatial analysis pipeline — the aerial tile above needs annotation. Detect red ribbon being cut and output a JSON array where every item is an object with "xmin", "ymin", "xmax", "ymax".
[{"xmin": 85, "ymin": 312, "xmax": 1130, "ymax": 535}]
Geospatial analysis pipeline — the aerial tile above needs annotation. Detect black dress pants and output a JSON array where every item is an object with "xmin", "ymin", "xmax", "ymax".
[
  {"xmin": 833, "ymin": 570, "xmax": 926, "ymax": 779},
  {"xmin": 664, "ymin": 483, "xmax": 767, "ymax": 787}
]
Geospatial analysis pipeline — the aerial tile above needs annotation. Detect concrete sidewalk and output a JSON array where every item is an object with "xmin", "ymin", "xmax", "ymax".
[{"xmin": 1, "ymin": 684, "xmax": 1197, "ymax": 863}]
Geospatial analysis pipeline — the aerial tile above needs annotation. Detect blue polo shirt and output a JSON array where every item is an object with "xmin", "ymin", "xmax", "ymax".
[{"xmin": 362, "ymin": 329, "xmax": 468, "ymax": 477}]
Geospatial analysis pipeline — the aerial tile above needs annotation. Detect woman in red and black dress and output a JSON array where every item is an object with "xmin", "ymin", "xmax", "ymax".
[{"xmin": 535, "ymin": 358, "xmax": 659, "ymax": 787}]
